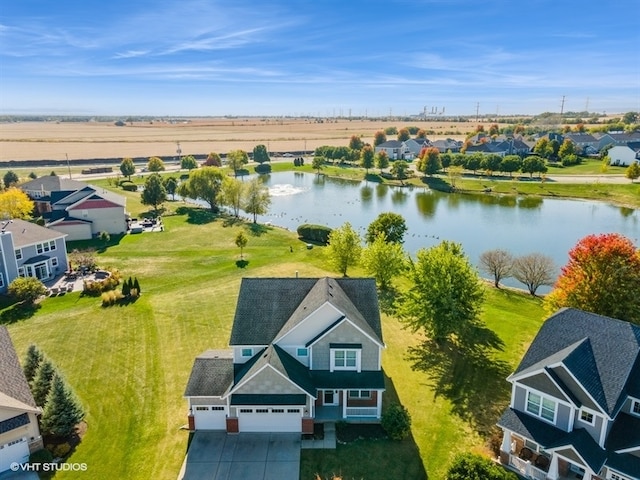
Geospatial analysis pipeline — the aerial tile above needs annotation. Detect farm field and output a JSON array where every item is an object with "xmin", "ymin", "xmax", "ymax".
[{"xmin": 1, "ymin": 118, "xmax": 483, "ymax": 162}]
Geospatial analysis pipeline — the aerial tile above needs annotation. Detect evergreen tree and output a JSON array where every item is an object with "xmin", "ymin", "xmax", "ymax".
[
  {"xmin": 40, "ymin": 374, "xmax": 85, "ymax": 437},
  {"xmin": 122, "ymin": 277, "xmax": 131, "ymax": 297},
  {"xmin": 133, "ymin": 277, "xmax": 140, "ymax": 295},
  {"xmin": 32, "ymin": 358, "xmax": 56, "ymax": 407},
  {"xmin": 23, "ymin": 344, "xmax": 44, "ymax": 385}
]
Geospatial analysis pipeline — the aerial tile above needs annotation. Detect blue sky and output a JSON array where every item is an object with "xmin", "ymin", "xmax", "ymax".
[{"xmin": 1, "ymin": 0, "xmax": 639, "ymax": 117}]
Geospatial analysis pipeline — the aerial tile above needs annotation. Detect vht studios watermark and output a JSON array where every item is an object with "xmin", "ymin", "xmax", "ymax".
[{"xmin": 10, "ymin": 462, "xmax": 88, "ymax": 473}]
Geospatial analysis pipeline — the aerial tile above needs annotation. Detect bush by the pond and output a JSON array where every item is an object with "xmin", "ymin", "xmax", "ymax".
[
  {"xmin": 121, "ymin": 181, "xmax": 138, "ymax": 192},
  {"xmin": 297, "ymin": 223, "xmax": 332, "ymax": 245}
]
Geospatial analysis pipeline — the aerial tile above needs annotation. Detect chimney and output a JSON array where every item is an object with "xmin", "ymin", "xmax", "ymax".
[{"xmin": 295, "ymin": 271, "xmax": 299, "ymax": 278}]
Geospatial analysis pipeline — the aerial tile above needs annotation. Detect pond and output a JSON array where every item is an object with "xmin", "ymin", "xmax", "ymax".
[{"xmin": 252, "ymin": 171, "xmax": 639, "ymax": 291}]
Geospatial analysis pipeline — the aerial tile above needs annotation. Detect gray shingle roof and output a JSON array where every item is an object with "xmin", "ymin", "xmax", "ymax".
[
  {"xmin": 0, "ymin": 326, "xmax": 38, "ymax": 411},
  {"xmin": 512, "ymin": 308, "xmax": 640, "ymax": 416},
  {"xmin": 606, "ymin": 412, "xmax": 640, "ymax": 452},
  {"xmin": 229, "ymin": 277, "xmax": 382, "ymax": 347},
  {"xmin": 19, "ymin": 177, "xmax": 87, "ymax": 193},
  {"xmin": 183, "ymin": 350, "xmax": 234, "ymax": 397},
  {"xmin": 1, "ymin": 218, "xmax": 65, "ymax": 246},
  {"xmin": 310, "ymin": 370, "xmax": 385, "ymax": 389}
]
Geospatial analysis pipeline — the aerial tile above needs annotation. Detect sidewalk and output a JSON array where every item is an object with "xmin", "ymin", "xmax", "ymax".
[{"xmin": 301, "ymin": 422, "xmax": 336, "ymax": 450}]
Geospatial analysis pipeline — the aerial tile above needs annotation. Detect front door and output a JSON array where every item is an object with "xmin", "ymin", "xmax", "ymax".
[{"xmin": 323, "ymin": 389, "xmax": 339, "ymax": 406}]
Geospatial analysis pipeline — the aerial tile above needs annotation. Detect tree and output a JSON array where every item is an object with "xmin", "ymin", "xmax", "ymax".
[
  {"xmin": 500, "ymin": 155, "xmax": 522, "ymax": 177},
  {"xmin": 28, "ymin": 172, "xmax": 37, "ymax": 179},
  {"xmin": 326, "ymin": 222, "xmax": 362, "ymax": 276},
  {"xmin": 120, "ymin": 157, "xmax": 135, "ymax": 180},
  {"xmin": 533, "ymin": 138, "xmax": 553, "ymax": 159},
  {"xmin": 375, "ymin": 151, "xmax": 389, "ymax": 173},
  {"xmin": 479, "ymin": 249, "xmax": 514, "ymax": 288},
  {"xmin": 203, "ymin": 152, "xmax": 222, "ymax": 167},
  {"xmin": 133, "ymin": 277, "xmax": 140, "ymax": 295},
  {"xmin": 163, "ymin": 176, "xmax": 178, "ymax": 200},
  {"xmin": 512, "ymin": 253, "xmax": 556, "ymax": 295},
  {"xmin": 348, "ymin": 135, "xmax": 364, "ymax": 151},
  {"xmin": 446, "ymin": 453, "xmax": 518, "ymax": 480},
  {"xmin": 311, "ymin": 155, "xmax": 324, "ymax": 174},
  {"xmin": 8, "ymin": 277, "xmax": 46, "ymax": 305},
  {"xmin": 521, "ymin": 156, "xmax": 547, "ymax": 178},
  {"xmin": 558, "ymin": 139, "xmax": 576, "ymax": 159},
  {"xmin": 0, "ymin": 187, "xmax": 35, "ymax": 219},
  {"xmin": 147, "ymin": 156, "xmax": 165, "ymax": 172},
  {"xmin": 40, "ymin": 374, "xmax": 85, "ymax": 437},
  {"xmin": 179, "ymin": 167, "xmax": 225, "ymax": 212},
  {"xmin": 3, "ymin": 170, "xmax": 19, "ymax": 188},
  {"xmin": 544, "ymin": 233, "xmax": 640, "ymax": 323},
  {"xmin": 625, "ymin": 162, "xmax": 640, "ymax": 182},
  {"xmin": 417, "ymin": 147, "xmax": 442, "ymax": 176},
  {"xmin": 31, "ymin": 357, "xmax": 56, "ymax": 407},
  {"xmin": 366, "ymin": 212, "xmax": 407, "ymax": 244},
  {"xmin": 235, "ymin": 231, "xmax": 248, "ymax": 259},
  {"xmin": 400, "ymin": 241, "xmax": 485, "ymax": 343},
  {"xmin": 252, "ymin": 144, "xmax": 270, "ymax": 164},
  {"xmin": 221, "ymin": 176, "xmax": 243, "ymax": 217},
  {"xmin": 23, "ymin": 344, "xmax": 44, "ymax": 385},
  {"xmin": 397, "ymin": 128, "xmax": 410, "ymax": 142},
  {"xmin": 180, "ymin": 155, "xmax": 198, "ymax": 170},
  {"xmin": 390, "ymin": 160, "xmax": 409, "ymax": 184},
  {"xmin": 360, "ymin": 145, "xmax": 375, "ymax": 174},
  {"xmin": 140, "ymin": 173, "xmax": 166, "ymax": 215},
  {"xmin": 361, "ymin": 233, "xmax": 406, "ymax": 289},
  {"xmin": 242, "ymin": 178, "xmax": 271, "ymax": 223},
  {"xmin": 381, "ymin": 403, "xmax": 411, "ymax": 440},
  {"xmin": 481, "ymin": 154, "xmax": 502, "ymax": 176},
  {"xmin": 227, "ymin": 149, "xmax": 249, "ymax": 176},
  {"xmin": 373, "ymin": 130, "xmax": 387, "ymax": 146}
]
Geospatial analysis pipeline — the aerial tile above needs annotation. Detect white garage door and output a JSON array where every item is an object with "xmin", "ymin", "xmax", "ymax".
[
  {"xmin": 0, "ymin": 438, "xmax": 29, "ymax": 473},
  {"xmin": 193, "ymin": 405, "xmax": 227, "ymax": 430},
  {"xmin": 238, "ymin": 407, "xmax": 302, "ymax": 432}
]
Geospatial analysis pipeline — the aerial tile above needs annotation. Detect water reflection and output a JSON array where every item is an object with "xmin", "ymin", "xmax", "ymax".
[
  {"xmin": 361, "ymin": 185, "xmax": 373, "ymax": 203},
  {"xmin": 518, "ymin": 196, "xmax": 544, "ymax": 209},
  {"xmin": 415, "ymin": 191, "xmax": 439, "ymax": 218},
  {"xmin": 391, "ymin": 188, "xmax": 409, "ymax": 206}
]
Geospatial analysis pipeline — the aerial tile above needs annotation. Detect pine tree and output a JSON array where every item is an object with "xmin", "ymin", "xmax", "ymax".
[
  {"xmin": 133, "ymin": 277, "xmax": 140, "ymax": 295},
  {"xmin": 32, "ymin": 358, "xmax": 56, "ymax": 407},
  {"xmin": 40, "ymin": 374, "xmax": 85, "ymax": 437},
  {"xmin": 122, "ymin": 277, "xmax": 130, "ymax": 297},
  {"xmin": 23, "ymin": 344, "xmax": 44, "ymax": 385}
]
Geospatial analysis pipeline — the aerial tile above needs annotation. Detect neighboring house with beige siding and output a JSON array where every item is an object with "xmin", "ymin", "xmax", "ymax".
[{"xmin": 184, "ymin": 277, "xmax": 385, "ymax": 433}]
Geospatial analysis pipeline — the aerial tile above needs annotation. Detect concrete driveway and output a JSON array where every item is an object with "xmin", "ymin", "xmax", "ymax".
[{"xmin": 178, "ymin": 432, "xmax": 300, "ymax": 480}]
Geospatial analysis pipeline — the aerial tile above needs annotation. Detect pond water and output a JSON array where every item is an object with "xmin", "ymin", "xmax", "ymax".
[{"xmin": 250, "ymin": 171, "xmax": 639, "ymax": 291}]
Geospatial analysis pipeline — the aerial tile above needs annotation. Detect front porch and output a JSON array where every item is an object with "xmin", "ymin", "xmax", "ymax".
[
  {"xmin": 315, "ymin": 405, "xmax": 380, "ymax": 423},
  {"xmin": 314, "ymin": 388, "xmax": 382, "ymax": 423}
]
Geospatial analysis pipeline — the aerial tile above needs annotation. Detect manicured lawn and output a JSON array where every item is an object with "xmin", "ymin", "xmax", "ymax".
[{"xmin": 4, "ymin": 198, "xmax": 547, "ymax": 480}]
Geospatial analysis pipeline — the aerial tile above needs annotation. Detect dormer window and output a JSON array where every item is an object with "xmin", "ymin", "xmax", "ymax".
[{"xmin": 579, "ymin": 408, "xmax": 595, "ymax": 425}]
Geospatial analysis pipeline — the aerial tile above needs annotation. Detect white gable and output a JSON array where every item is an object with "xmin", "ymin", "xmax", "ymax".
[{"xmin": 274, "ymin": 301, "xmax": 344, "ymax": 347}]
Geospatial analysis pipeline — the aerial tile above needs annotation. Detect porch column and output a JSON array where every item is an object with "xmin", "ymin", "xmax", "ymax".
[
  {"xmin": 500, "ymin": 429, "xmax": 512, "ymax": 453},
  {"xmin": 376, "ymin": 390, "xmax": 382, "ymax": 419},
  {"xmin": 547, "ymin": 455, "xmax": 559, "ymax": 480},
  {"xmin": 342, "ymin": 390, "xmax": 346, "ymax": 419}
]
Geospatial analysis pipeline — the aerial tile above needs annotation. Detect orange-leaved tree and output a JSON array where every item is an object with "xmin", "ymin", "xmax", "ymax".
[{"xmin": 545, "ymin": 233, "xmax": 640, "ymax": 323}]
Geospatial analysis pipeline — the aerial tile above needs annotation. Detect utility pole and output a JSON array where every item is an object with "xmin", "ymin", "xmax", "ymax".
[
  {"xmin": 585, "ymin": 97, "xmax": 590, "ymax": 113},
  {"xmin": 560, "ymin": 95, "xmax": 566, "ymax": 116},
  {"xmin": 65, "ymin": 153, "xmax": 72, "ymax": 179},
  {"xmin": 475, "ymin": 102, "xmax": 480, "ymax": 122}
]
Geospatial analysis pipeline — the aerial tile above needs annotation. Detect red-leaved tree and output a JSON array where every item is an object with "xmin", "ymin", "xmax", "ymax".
[{"xmin": 545, "ymin": 233, "xmax": 640, "ymax": 323}]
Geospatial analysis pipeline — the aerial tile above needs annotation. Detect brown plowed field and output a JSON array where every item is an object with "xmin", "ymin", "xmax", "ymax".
[{"xmin": 0, "ymin": 118, "xmax": 479, "ymax": 162}]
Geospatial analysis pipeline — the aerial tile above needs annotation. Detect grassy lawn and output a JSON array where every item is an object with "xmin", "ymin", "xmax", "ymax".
[{"xmin": 3, "ymin": 195, "xmax": 549, "ymax": 480}]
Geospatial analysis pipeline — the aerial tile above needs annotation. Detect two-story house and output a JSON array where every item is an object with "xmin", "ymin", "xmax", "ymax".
[
  {"xmin": 497, "ymin": 308, "xmax": 640, "ymax": 480},
  {"xmin": 0, "ymin": 326, "xmax": 43, "ymax": 473},
  {"xmin": 20, "ymin": 177, "xmax": 127, "ymax": 241},
  {"xmin": 0, "ymin": 219, "xmax": 69, "ymax": 293},
  {"xmin": 184, "ymin": 277, "xmax": 385, "ymax": 434}
]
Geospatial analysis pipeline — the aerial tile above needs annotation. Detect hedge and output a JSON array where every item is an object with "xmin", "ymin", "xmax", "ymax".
[{"xmin": 297, "ymin": 224, "xmax": 333, "ymax": 245}]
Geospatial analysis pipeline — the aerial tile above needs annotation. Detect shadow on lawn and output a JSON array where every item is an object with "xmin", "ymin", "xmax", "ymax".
[
  {"xmin": 175, "ymin": 206, "xmax": 218, "ymax": 224},
  {"xmin": 0, "ymin": 302, "xmax": 40, "ymax": 325},
  {"xmin": 407, "ymin": 330, "xmax": 511, "ymax": 437}
]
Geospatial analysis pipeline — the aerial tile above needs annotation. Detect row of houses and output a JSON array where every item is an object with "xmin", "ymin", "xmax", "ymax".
[{"xmin": 375, "ymin": 131, "xmax": 640, "ymax": 165}]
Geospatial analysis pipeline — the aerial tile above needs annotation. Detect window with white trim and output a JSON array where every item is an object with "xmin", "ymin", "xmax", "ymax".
[
  {"xmin": 579, "ymin": 409, "xmax": 595, "ymax": 425},
  {"xmin": 14, "ymin": 248, "xmax": 22, "ymax": 260},
  {"xmin": 526, "ymin": 391, "xmax": 556, "ymax": 423},
  {"xmin": 296, "ymin": 348, "xmax": 308, "ymax": 357},
  {"xmin": 348, "ymin": 390, "xmax": 371, "ymax": 399},
  {"xmin": 610, "ymin": 472, "xmax": 631, "ymax": 480},
  {"xmin": 0, "ymin": 273, "xmax": 4, "ymax": 288},
  {"xmin": 36, "ymin": 240, "xmax": 56, "ymax": 254},
  {"xmin": 632, "ymin": 399, "xmax": 640, "ymax": 416},
  {"xmin": 241, "ymin": 348, "xmax": 253, "ymax": 357},
  {"xmin": 18, "ymin": 267, "xmax": 25, "ymax": 277},
  {"xmin": 51, "ymin": 257, "xmax": 58, "ymax": 267},
  {"xmin": 332, "ymin": 349, "xmax": 358, "ymax": 370}
]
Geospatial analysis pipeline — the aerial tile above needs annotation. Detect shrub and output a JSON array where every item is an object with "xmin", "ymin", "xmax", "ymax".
[
  {"xmin": 254, "ymin": 163, "xmax": 272, "ymax": 174},
  {"xmin": 446, "ymin": 452, "xmax": 518, "ymax": 480},
  {"xmin": 381, "ymin": 403, "xmax": 411, "ymax": 440},
  {"xmin": 121, "ymin": 181, "xmax": 138, "ymax": 192},
  {"xmin": 297, "ymin": 224, "xmax": 333, "ymax": 245},
  {"xmin": 82, "ymin": 280, "xmax": 102, "ymax": 297},
  {"xmin": 8, "ymin": 277, "xmax": 47, "ymax": 305},
  {"xmin": 30, "ymin": 448, "xmax": 53, "ymax": 464},
  {"xmin": 52, "ymin": 442, "xmax": 72, "ymax": 458}
]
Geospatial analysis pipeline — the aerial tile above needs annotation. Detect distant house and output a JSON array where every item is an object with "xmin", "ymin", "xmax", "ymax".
[
  {"xmin": 184, "ymin": 277, "xmax": 385, "ymax": 433},
  {"xmin": 608, "ymin": 143, "xmax": 640, "ymax": 166},
  {"xmin": 0, "ymin": 219, "xmax": 69, "ymax": 292},
  {"xmin": 20, "ymin": 177, "xmax": 127, "ymax": 241},
  {"xmin": 497, "ymin": 308, "xmax": 640, "ymax": 480},
  {"xmin": 563, "ymin": 133, "xmax": 599, "ymax": 155},
  {"xmin": 595, "ymin": 132, "xmax": 640, "ymax": 152},
  {"xmin": 0, "ymin": 326, "xmax": 43, "ymax": 473},
  {"xmin": 403, "ymin": 138, "xmax": 430, "ymax": 159},
  {"xmin": 375, "ymin": 140, "xmax": 407, "ymax": 160},
  {"xmin": 431, "ymin": 138, "xmax": 463, "ymax": 153}
]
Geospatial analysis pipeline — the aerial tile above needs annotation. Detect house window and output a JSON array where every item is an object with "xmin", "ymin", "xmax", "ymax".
[
  {"xmin": 0, "ymin": 273, "xmax": 4, "ymax": 288},
  {"xmin": 195, "ymin": 406, "xmax": 209, "ymax": 411},
  {"xmin": 610, "ymin": 472, "xmax": 631, "ymax": 480},
  {"xmin": 348, "ymin": 390, "xmax": 371, "ymax": 399},
  {"xmin": 51, "ymin": 257, "xmax": 58, "ymax": 268},
  {"xmin": 14, "ymin": 248, "xmax": 22, "ymax": 260},
  {"xmin": 287, "ymin": 409, "xmax": 300, "ymax": 414},
  {"xmin": 272, "ymin": 409, "xmax": 284, "ymax": 413},
  {"xmin": 297, "ymin": 348, "xmax": 308, "ymax": 357},
  {"xmin": 18, "ymin": 267, "xmax": 25, "ymax": 277},
  {"xmin": 526, "ymin": 391, "xmax": 556, "ymax": 423},
  {"xmin": 239, "ymin": 409, "xmax": 253, "ymax": 413},
  {"xmin": 333, "ymin": 350, "xmax": 357, "ymax": 370},
  {"xmin": 579, "ymin": 409, "xmax": 595, "ymax": 425},
  {"xmin": 256, "ymin": 408, "xmax": 268, "ymax": 413},
  {"xmin": 632, "ymin": 400, "xmax": 640, "ymax": 416},
  {"xmin": 241, "ymin": 348, "xmax": 253, "ymax": 357},
  {"xmin": 211, "ymin": 406, "xmax": 224, "ymax": 411}
]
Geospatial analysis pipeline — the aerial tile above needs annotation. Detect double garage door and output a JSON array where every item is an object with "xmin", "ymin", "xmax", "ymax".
[
  {"xmin": 237, "ymin": 407, "xmax": 303, "ymax": 432},
  {"xmin": 0, "ymin": 438, "xmax": 29, "ymax": 473}
]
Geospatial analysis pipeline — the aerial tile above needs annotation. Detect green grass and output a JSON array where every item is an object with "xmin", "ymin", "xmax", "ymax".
[{"xmin": 5, "ymin": 197, "xmax": 548, "ymax": 480}]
